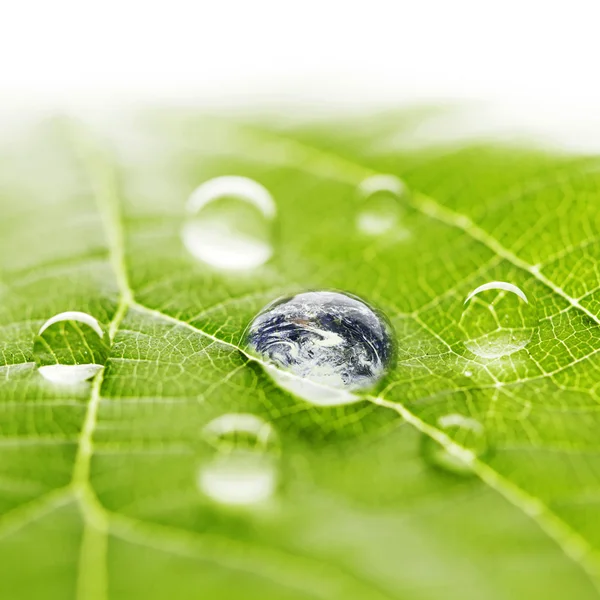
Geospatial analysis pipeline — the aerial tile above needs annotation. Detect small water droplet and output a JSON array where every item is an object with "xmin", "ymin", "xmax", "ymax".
[
  {"xmin": 356, "ymin": 174, "xmax": 406, "ymax": 236},
  {"xmin": 464, "ymin": 370, "xmax": 473, "ymax": 377},
  {"xmin": 461, "ymin": 281, "xmax": 537, "ymax": 359},
  {"xmin": 198, "ymin": 413, "xmax": 278, "ymax": 506},
  {"xmin": 182, "ymin": 176, "xmax": 276, "ymax": 271},
  {"xmin": 34, "ymin": 311, "xmax": 108, "ymax": 384},
  {"xmin": 246, "ymin": 291, "xmax": 395, "ymax": 405},
  {"xmin": 422, "ymin": 414, "xmax": 489, "ymax": 476}
]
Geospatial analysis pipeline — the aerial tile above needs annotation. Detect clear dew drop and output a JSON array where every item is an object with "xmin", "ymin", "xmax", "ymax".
[
  {"xmin": 356, "ymin": 174, "xmax": 407, "ymax": 236},
  {"xmin": 181, "ymin": 175, "xmax": 276, "ymax": 271},
  {"xmin": 34, "ymin": 311, "xmax": 108, "ymax": 384},
  {"xmin": 422, "ymin": 414, "xmax": 489, "ymax": 476},
  {"xmin": 245, "ymin": 291, "xmax": 395, "ymax": 406},
  {"xmin": 198, "ymin": 414, "xmax": 278, "ymax": 507},
  {"xmin": 460, "ymin": 281, "xmax": 537, "ymax": 359}
]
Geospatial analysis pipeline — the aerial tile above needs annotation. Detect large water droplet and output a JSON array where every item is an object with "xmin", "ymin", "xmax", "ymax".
[
  {"xmin": 422, "ymin": 414, "xmax": 489, "ymax": 476},
  {"xmin": 246, "ymin": 291, "xmax": 395, "ymax": 405},
  {"xmin": 182, "ymin": 176, "xmax": 276, "ymax": 271},
  {"xmin": 460, "ymin": 281, "xmax": 537, "ymax": 359},
  {"xmin": 198, "ymin": 413, "xmax": 278, "ymax": 506},
  {"xmin": 34, "ymin": 311, "xmax": 108, "ymax": 384},
  {"xmin": 356, "ymin": 174, "xmax": 406, "ymax": 236}
]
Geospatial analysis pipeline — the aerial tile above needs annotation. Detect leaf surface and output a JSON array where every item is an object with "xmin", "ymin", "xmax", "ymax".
[{"xmin": 1, "ymin": 111, "xmax": 600, "ymax": 599}]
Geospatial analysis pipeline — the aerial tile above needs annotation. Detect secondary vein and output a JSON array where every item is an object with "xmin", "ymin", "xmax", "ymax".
[
  {"xmin": 132, "ymin": 299, "xmax": 600, "ymax": 593},
  {"xmin": 244, "ymin": 124, "xmax": 600, "ymax": 329}
]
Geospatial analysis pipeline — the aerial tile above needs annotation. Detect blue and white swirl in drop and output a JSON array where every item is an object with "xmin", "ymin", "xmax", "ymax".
[{"xmin": 246, "ymin": 291, "xmax": 394, "ymax": 405}]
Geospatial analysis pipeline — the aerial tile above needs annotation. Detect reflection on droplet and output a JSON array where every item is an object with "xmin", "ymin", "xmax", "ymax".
[
  {"xmin": 422, "ymin": 414, "xmax": 488, "ymax": 476},
  {"xmin": 464, "ymin": 281, "xmax": 528, "ymax": 305},
  {"xmin": 461, "ymin": 281, "xmax": 537, "ymax": 359},
  {"xmin": 246, "ymin": 291, "xmax": 395, "ymax": 406},
  {"xmin": 34, "ymin": 311, "xmax": 108, "ymax": 384},
  {"xmin": 198, "ymin": 413, "xmax": 278, "ymax": 506},
  {"xmin": 37, "ymin": 364, "xmax": 104, "ymax": 384},
  {"xmin": 38, "ymin": 311, "xmax": 104, "ymax": 337},
  {"xmin": 356, "ymin": 174, "xmax": 406, "ymax": 236},
  {"xmin": 182, "ymin": 176, "xmax": 276, "ymax": 271}
]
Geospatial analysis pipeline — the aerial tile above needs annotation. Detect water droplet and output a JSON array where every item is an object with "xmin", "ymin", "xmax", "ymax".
[
  {"xmin": 422, "ymin": 414, "xmax": 489, "ymax": 476},
  {"xmin": 246, "ymin": 291, "xmax": 395, "ymax": 405},
  {"xmin": 34, "ymin": 311, "xmax": 108, "ymax": 384},
  {"xmin": 198, "ymin": 413, "xmax": 278, "ymax": 506},
  {"xmin": 461, "ymin": 281, "xmax": 537, "ymax": 359},
  {"xmin": 356, "ymin": 174, "xmax": 406, "ymax": 236},
  {"xmin": 182, "ymin": 176, "xmax": 276, "ymax": 271}
]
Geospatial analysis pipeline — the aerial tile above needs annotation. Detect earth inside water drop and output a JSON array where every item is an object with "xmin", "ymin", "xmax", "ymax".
[
  {"xmin": 34, "ymin": 311, "xmax": 108, "ymax": 384},
  {"xmin": 181, "ymin": 175, "xmax": 276, "ymax": 271},
  {"xmin": 460, "ymin": 281, "xmax": 537, "ymax": 359},
  {"xmin": 246, "ymin": 291, "xmax": 395, "ymax": 405},
  {"xmin": 198, "ymin": 413, "xmax": 278, "ymax": 506}
]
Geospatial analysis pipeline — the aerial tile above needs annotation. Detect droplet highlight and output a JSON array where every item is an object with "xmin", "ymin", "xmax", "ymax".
[
  {"xmin": 182, "ymin": 175, "xmax": 276, "ymax": 271},
  {"xmin": 34, "ymin": 311, "xmax": 108, "ymax": 384},
  {"xmin": 422, "ymin": 414, "xmax": 489, "ymax": 476},
  {"xmin": 356, "ymin": 174, "xmax": 406, "ymax": 236},
  {"xmin": 246, "ymin": 291, "xmax": 395, "ymax": 405},
  {"xmin": 198, "ymin": 413, "xmax": 278, "ymax": 506},
  {"xmin": 460, "ymin": 281, "xmax": 537, "ymax": 359}
]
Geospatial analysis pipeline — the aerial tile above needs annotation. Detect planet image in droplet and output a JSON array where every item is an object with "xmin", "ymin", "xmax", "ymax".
[{"xmin": 245, "ymin": 291, "xmax": 395, "ymax": 405}]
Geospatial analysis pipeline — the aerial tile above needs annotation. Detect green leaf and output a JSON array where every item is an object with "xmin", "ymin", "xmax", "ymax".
[{"xmin": 1, "ymin": 110, "xmax": 600, "ymax": 599}]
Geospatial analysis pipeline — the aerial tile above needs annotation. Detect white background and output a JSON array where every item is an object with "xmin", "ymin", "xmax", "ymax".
[{"xmin": 2, "ymin": 0, "xmax": 600, "ymax": 148}]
